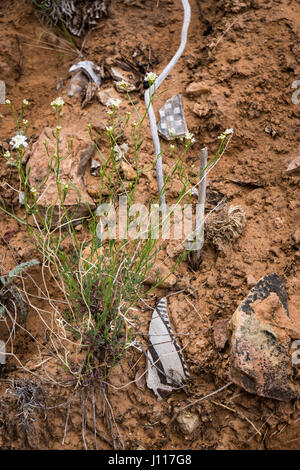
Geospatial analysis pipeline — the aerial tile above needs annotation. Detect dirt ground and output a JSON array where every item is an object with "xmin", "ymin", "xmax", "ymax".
[{"xmin": 0, "ymin": 0, "xmax": 300, "ymax": 450}]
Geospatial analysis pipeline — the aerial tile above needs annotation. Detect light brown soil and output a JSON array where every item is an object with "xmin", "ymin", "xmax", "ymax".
[{"xmin": 0, "ymin": 0, "xmax": 300, "ymax": 450}]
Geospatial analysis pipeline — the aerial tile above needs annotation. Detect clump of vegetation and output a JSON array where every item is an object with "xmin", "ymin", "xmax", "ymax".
[
  {"xmin": 205, "ymin": 205, "xmax": 246, "ymax": 252},
  {"xmin": 6, "ymin": 378, "xmax": 47, "ymax": 440},
  {"xmin": 1, "ymin": 85, "xmax": 232, "ymax": 405},
  {"xmin": 32, "ymin": 0, "xmax": 110, "ymax": 38}
]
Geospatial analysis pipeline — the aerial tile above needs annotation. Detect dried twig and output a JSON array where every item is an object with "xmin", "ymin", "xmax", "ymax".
[{"xmin": 171, "ymin": 381, "xmax": 233, "ymax": 422}]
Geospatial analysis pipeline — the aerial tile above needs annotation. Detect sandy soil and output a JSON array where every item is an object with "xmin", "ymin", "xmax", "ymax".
[{"xmin": 0, "ymin": 0, "xmax": 299, "ymax": 450}]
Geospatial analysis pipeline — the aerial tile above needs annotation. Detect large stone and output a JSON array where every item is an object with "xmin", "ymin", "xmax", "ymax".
[
  {"xmin": 229, "ymin": 273, "xmax": 300, "ymax": 401},
  {"xmin": 27, "ymin": 127, "xmax": 96, "ymax": 225}
]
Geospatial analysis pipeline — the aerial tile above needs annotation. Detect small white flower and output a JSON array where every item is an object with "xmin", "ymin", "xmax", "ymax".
[
  {"xmin": 23, "ymin": 119, "xmax": 28, "ymax": 125},
  {"xmin": 30, "ymin": 187, "xmax": 37, "ymax": 194},
  {"xmin": 51, "ymin": 97, "xmax": 64, "ymax": 109},
  {"xmin": 185, "ymin": 130, "xmax": 196, "ymax": 144},
  {"xmin": 131, "ymin": 120, "xmax": 138, "ymax": 127},
  {"xmin": 144, "ymin": 71, "xmax": 158, "ymax": 85},
  {"xmin": 106, "ymin": 126, "xmax": 113, "ymax": 133},
  {"xmin": 185, "ymin": 130, "xmax": 193, "ymax": 140},
  {"xmin": 168, "ymin": 128, "xmax": 175, "ymax": 137},
  {"xmin": 106, "ymin": 97, "xmax": 121, "ymax": 109},
  {"xmin": 224, "ymin": 128, "xmax": 233, "ymax": 135},
  {"xmin": 118, "ymin": 80, "xmax": 129, "ymax": 90},
  {"xmin": 63, "ymin": 183, "xmax": 69, "ymax": 191},
  {"xmin": 9, "ymin": 134, "xmax": 28, "ymax": 150},
  {"xmin": 56, "ymin": 125, "xmax": 62, "ymax": 131},
  {"xmin": 5, "ymin": 99, "xmax": 11, "ymax": 105},
  {"xmin": 23, "ymin": 99, "xmax": 29, "ymax": 106},
  {"xmin": 170, "ymin": 144, "xmax": 175, "ymax": 151},
  {"xmin": 3, "ymin": 151, "xmax": 11, "ymax": 158},
  {"xmin": 107, "ymin": 109, "xmax": 114, "ymax": 116}
]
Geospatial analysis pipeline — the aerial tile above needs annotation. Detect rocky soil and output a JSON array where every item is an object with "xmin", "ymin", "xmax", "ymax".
[{"xmin": 0, "ymin": 0, "xmax": 300, "ymax": 450}]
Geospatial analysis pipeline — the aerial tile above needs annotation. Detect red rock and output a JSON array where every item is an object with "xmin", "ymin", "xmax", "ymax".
[
  {"xmin": 246, "ymin": 274, "xmax": 257, "ymax": 288},
  {"xmin": 192, "ymin": 102, "xmax": 210, "ymax": 118},
  {"xmin": 185, "ymin": 81, "xmax": 212, "ymax": 97},
  {"xmin": 135, "ymin": 368, "xmax": 146, "ymax": 390},
  {"xmin": 176, "ymin": 412, "xmax": 200, "ymax": 434},
  {"xmin": 213, "ymin": 319, "xmax": 229, "ymax": 349},
  {"xmin": 293, "ymin": 228, "xmax": 300, "ymax": 245}
]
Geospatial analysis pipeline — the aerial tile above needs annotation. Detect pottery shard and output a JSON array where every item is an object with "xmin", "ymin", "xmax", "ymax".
[
  {"xmin": 229, "ymin": 273, "xmax": 300, "ymax": 401},
  {"xmin": 286, "ymin": 156, "xmax": 300, "ymax": 175},
  {"xmin": 27, "ymin": 127, "xmax": 96, "ymax": 224}
]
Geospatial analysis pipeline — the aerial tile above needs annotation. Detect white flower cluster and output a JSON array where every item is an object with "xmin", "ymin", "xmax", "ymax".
[
  {"xmin": 51, "ymin": 97, "xmax": 64, "ymax": 109},
  {"xmin": 106, "ymin": 97, "xmax": 122, "ymax": 109},
  {"xmin": 3, "ymin": 151, "xmax": 15, "ymax": 166},
  {"xmin": 218, "ymin": 128, "xmax": 234, "ymax": 140},
  {"xmin": 185, "ymin": 130, "xmax": 196, "ymax": 144},
  {"xmin": 9, "ymin": 134, "xmax": 28, "ymax": 150},
  {"xmin": 144, "ymin": 71, "xmax": 158, "ymax": 85},
  {"xmin": 118, "ymin": 80, "xmax": 130, "ymax": 90}
]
